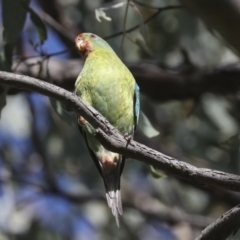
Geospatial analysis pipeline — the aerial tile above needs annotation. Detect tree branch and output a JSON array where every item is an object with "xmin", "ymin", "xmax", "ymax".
[
  {"xmin": 13, "ymin": 58, "xmax": 240, "ymax": 101},
  {"xmin": 195, "ymin": 204, "xmax": 240, "ymax": 240},
  {"xmin": 1, "ymin": 71, "xmax": 240, "ymax": 195},
  {"xmin": 3, "ymin": 71, "xmax": 240, "ymax": 238},
  {"xmin": 129, "ymin": 61, "xmax": 240, "ymax": 100},
  {"xmin": 4, "ymin": 159, "xmax": 212, "ymax": 229},
  {"xmin": 104, "ymin": 5, "xmax": 183, "ymax": 40}
]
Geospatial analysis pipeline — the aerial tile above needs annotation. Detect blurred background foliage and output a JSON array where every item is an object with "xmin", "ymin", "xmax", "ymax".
[{"xmin": 0, "ymin": 0, "xmax": 240, "ymax": 239}]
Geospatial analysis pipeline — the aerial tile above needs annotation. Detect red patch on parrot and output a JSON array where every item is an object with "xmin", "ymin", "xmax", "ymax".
[
  {"xmin": 81, "ymin": 41, "xmax": 92, "ymax": 57},
  {"xmin": 75, "ymin": 34, "xmax": 92, "ymax": 58},
  {"xmin": 102, "ymin": 156, "xmax": 116, "ymax": 171}
]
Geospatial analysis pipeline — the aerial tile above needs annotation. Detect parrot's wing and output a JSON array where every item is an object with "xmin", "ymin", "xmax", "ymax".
[
  {"xmin": 134, "ymin": 83, "xmax": 140, "ymax": 131},
  {"xmin": 78, "ymin": 123, "xmax": 126, "ymax": 177},
  {"xmin": 118, "ymin": 83, "xmax": 139, "ymax": 180},
  {"xmin": 78, "ymin": 124, "xmax": 124, "ymax": 227},
  {"xmin": 78, "ymin": 124, "xmax": 103, "ymax": 177}
]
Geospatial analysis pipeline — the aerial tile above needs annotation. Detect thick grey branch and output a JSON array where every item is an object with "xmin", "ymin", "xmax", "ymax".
[
  {"xmin": 0, "ymin": 71, "xmax": 112, "ymax": 134},
  {"xmin": 1, "ymin": 71, "xmax": 240, "ymax": 194},
  {"xmin": 94, "ymin": 128, "xmax": 240, "ymax": 192},
  {"xmin": 13, "ymin": 58, "xmax": 240, "ymax": 101},
  {"xmin": 2, "ymin": 70, "xmax": 240, "ymax": 239},
  {"xmin": 195, "ymin": 204, "xmax": 240, "ymax": 240}
]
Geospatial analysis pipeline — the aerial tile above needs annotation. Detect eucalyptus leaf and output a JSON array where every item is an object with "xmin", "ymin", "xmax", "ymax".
[
  {"xmin": 0, "ymin": 44, "xmax": 14, "ymax": 71},
  {"xmin": 219, "ymin": 134, "xmax": 239, "ymax": 151},
  {"xmin": 2, "ymin": 0, "xmax": 30, "ymax": 72},
  {"xmin": 138, "ymin": 111, "xmax": 160, "ymax": 138},
  {"xmin": 0, "ymin": 87, "xmax": 9, "ymax": 117},
  {"xmin": 202, "ymin": 94, "xmax": 238, "ymax": 141},
  {"xmin": 50, "ymin": 98, "xmax": 77, "ymax": 128},
  {"xmin": 150, "ymin": 165, "xmax": 166, "ymax": 179},
  {"xmin": 28, "ymin": 8, "xmax": 47, "ymax": 44},
  {"xmin": 130, "ymin": 4, "xmax": 147, "ymax": 41},
  {"xmin": 46, "ymin": 65, "xmax": 76, "ymax": 128},
  {"xmin": 135, "ymin": 37, "xmax": 153, "ymax": 56},
  {"xmin": 138, "ymin": 14, "xmax": 147, "ymax": 41},
  {"xmin": 101, "ymin": 2, "xmax": 126, "ymax": 11},
  {"xmin": 105, "ymin": 2, "xmax": 126, "ymax": 10},
  {"xmin": 2, "ymin": 0, "xmax": 30, "ymax": 45},
  {"xmin": 95, "ymin": 2, "xmax": 126, "ymax": 22},
  {"xmin": 95, "ymin": 9, "xmax": 112, "ymax": 22}
]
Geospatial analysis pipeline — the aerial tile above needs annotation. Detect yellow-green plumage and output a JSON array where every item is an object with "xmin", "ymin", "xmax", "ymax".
[
  {"xmin": 74, "ymin": 33, "xmax": 138, "ymax": 227},
  {"xmin": 75, "ymin": 50, "xmax": 135, "ymax": 134}
]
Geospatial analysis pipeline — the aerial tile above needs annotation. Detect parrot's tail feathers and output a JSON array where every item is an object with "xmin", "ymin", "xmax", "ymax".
[{"xmin": 106, "ymin": 189, "xmax": 123, "ymax": 227}]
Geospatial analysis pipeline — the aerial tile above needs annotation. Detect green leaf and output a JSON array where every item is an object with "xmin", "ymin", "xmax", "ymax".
[
  {"xmin": 2, "ymin": 0, "xmax": 30, "ymax": 45},
  {"xmin": 95, "ymin": 2, "xmax": 126, "ymax": 22},
  {"xmin": 138, "ymin": 13, "xmax": 147, "ymax": 41},
  {"xmin": 50, "ymin": 98, "xmax": 76, "ymax": 127},
  {"xmin": 2, "ymin": 0, "xmax": 30, "ymax": 71},
  {"xmin": 138, "ymin": 111, "xmax": 160, "ymax": 138},
  {"xmin": 202, "ymin": 94, "xmax": 238, "ymax": 142},
  {"xmin": 150, "ymin": 165, "xmax": 166, "ymax": 179},
  {"xmin": 107, "ymin": 2, "xmax": 126, "ymax": 9},
  {"xmin": 28, "ymin": 8, "xmax": 47, "ymax": 44},
  {"xmin": 135, "ymin": 37, "xmax": 153, "ymax": 56},
  {"xmin": 0, "ymin": 46, "xmax": 10, "ymax": 115},
  {"xmin": 45, "ymin": 63, "xmax": 76, "ymax": 127},
  {"xmin": 0, "ymin": 44, "xmax": 14, "ymax": 71},
  {"xmin": 95, "ymin": 9, "xmax": 112, "ymax": 22},
  {"xmin": 130, "ymin": 4, "xmax": 148, "ymax": 41},
  {"xmin": 0, "ymin": 86, "xmax": 9, "ymax": 118}
]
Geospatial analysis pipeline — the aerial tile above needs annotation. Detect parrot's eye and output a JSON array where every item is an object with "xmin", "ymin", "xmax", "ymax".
[{"xmin": 90, "ymin": 34, "xmax": 96, "ymax": 38}]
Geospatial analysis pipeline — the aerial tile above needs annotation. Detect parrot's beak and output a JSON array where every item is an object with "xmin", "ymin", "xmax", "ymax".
[
  {"xmin": 76, "ymin": 39, "xmax": 87, "ymax": 52},
  {"xmin": 75, "ymin": 34, "xmax": 90, "ymax": 57}
]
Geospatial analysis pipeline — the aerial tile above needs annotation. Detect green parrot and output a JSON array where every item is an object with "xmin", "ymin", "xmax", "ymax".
[{"xmin": 74, "ymin": 33, "xmax": 140, "ymax": 227}]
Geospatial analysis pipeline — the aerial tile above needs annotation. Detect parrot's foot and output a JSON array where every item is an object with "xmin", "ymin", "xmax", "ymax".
[
  {"xmin": 124, "ymin": 133, "xmax": 132, "ymax": 146},
  {"xmin": 78, "ymin": 116, "xmax": 86, "ymax": 126},
  {"xmin": 124, "ymin": 133, "xmax": 132, "ymax": 141}
]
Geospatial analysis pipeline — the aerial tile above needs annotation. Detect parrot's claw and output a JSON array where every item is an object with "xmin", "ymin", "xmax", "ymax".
[
  {"xmin": 124, "ymin": 133, "xmax": 132, "ymax": 146},
  {"xmin": 78, "ymin": 116, "xmax": 86, "ymax": 126},
  {"xmin": 124, "ymin": 133, "xmax": 132, "ymax": 140}
]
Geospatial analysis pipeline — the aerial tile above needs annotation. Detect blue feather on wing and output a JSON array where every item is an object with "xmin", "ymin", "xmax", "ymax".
[{"xmin": 134, "ymin": 83, "xmax": 140, "ymax": 131}]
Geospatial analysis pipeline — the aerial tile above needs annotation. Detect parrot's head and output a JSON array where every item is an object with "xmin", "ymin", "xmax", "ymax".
[{"xmin": 75, "ymin": 33, "xmax": 114, "ymax": 58}]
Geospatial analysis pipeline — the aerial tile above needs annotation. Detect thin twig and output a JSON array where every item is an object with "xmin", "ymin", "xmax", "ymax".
[
  {"xmin": 105, "ymin": 5, "xmax": 182, "ymax": 40},
  {"xmin": 14, "ymin": 5, "xmax": 182, "ymax": 60}
]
